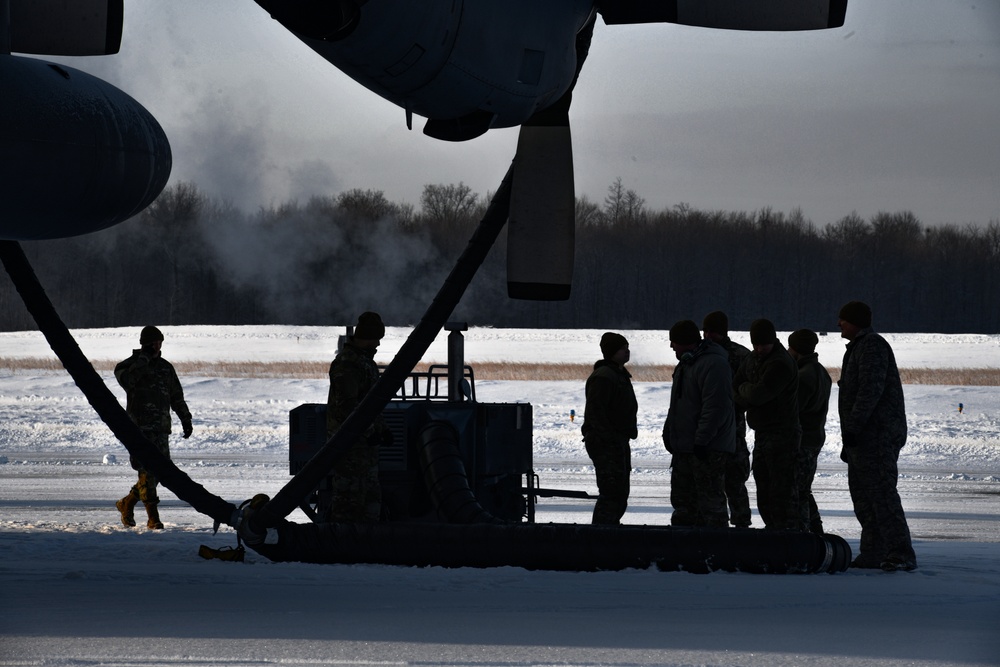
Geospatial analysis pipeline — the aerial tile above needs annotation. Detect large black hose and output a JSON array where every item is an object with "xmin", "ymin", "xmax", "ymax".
[
  {"xmin": 0, "ymin": 241, "xmax": 238, "ymax": 526},
  {"xmin": 250, "ymin": 165, "xmax": 515, "ymax": 535},
  {"xmin": 417, "ymin": 420, "xmax": 504, "ymax": 525},
  {"xmin": 2, "ymin": 239, "xmax": 856, "ymax": 576},
  {"xmin": 3, "ymin": 161, "xmax": 516, "ymax": 536},
  {"xmin": 245, "ymin": 519, "xmax": 852, "ymax": 574}
]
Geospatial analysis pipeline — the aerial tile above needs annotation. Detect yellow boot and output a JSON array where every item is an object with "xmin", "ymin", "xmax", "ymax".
[
  {"xmin": 115, "ymin": 490, "xmax": 139, "ymax": 527},
  {"xmin": 144, "ymin": 501, "xmax": 163, "ymax": 529}
]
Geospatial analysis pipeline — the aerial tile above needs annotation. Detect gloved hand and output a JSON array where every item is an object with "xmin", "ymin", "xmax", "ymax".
[
  {"xmin": 182, "ymin": 419, "xmax": 193, "ymax": 439},
  {"xmin": 694, "ymin": 446, "xmax": 709, "ymax": 461}
]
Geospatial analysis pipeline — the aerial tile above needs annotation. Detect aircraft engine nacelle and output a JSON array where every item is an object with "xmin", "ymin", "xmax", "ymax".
[
  {"xmin": 255, "ymin": 0, "xmax": 596, "ymax": 140},
  {"xmin": 0, "ymin": 55, "xmax": 172, "ymax": 240}
]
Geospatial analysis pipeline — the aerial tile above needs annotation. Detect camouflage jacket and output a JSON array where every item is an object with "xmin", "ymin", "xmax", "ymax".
[
  {"xmin": 718, "ymin": 335, "xmax": 752, "ymax": 378},
  {"xmin": 838, "ymin": 328, "xmax": 906, "ymax": 439},
  {"xmin": 734, "ymin": 342, "xmax": 800, "ymax": 431},
  {"xmin": 326, "ymin": 340, "xmax": 386, "ymax": 440},
  {"xmin": 582, "ymin": 360, "xmax": 638, "ymax": 443},
  {"xmin": 115, "ymin": 350, "xmax": 191, "ymax": 434},
  {"xmin": 664, "ymin": 340, "xmax": 736, "ymax": 454},
  {"xmin": 718, "ymin": 335, "xmax": 751, "ymax": 435},
  {"xmin": 796, "ymin": 352, "xmax": 832, "ymax": 435}
]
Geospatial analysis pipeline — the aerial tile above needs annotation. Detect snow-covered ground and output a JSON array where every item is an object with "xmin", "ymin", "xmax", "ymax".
[{"xmin": 1, "ymin": 326, "xmax": 999, "ymax": 667}]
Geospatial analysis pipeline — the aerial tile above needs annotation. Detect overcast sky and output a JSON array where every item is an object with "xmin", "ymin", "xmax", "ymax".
[{"xmin": 54, "ymin": 0, "xmax": 1000, "ymax": 227}]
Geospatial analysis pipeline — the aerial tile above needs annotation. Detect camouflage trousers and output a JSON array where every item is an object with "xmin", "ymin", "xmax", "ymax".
[
  {"xmin": 585, "ymin": 436, "xmax": 631, "ymax": 525},
  {"xmin": 327, "ymin": 465, "xmax": 382, "ymax": 523},
  {"xmin": 670, "ymin": 451, "xmax": 729, "ymax": 528},
  {"xmin": 129, "ymin": 430, "xmax": 170, "ymax": 504},
  {"xmin": 751, "ymin": 426, "xmax": 802, "ymax": 530},
  {"xmin": 841, "ymin": 432, "xmax": 916, "ymax": 564},
  {"xmin": 797, "ymin": 430, "xmax": 826, "ymax": 534},
  {"xmin": 724, "ymin": 437, "xmax": 752, "ymax": 527},
  {"xmin": 325, "ymin": 438, "xmax": 382, "ymax": 523}
]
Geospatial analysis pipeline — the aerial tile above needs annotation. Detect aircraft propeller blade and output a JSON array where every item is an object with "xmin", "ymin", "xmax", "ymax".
[
  {"xmin": 507, "ymin": 102, "xmax": 576, "ymax": 301},
  {"xmin": 599, "ymin": 0, "xmax": 848, "ymax": 31},
  {"xmin": 506, "ymin": 11, "xmax": 597, "ymax": 301}
]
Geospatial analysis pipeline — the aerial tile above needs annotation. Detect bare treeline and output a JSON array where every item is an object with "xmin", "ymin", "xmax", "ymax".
[{"xmin": 3, "ymin": 180, "xmax": 999, "ymax": 333}]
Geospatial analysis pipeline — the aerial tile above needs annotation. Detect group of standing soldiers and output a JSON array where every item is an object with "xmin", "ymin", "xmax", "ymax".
[
  {"xmin": 582, "ymin": 300, "xmax": 917, "ymax": 572},
  {"xmin": 112, "ymin": 304, "xmax": 916, "ymax": 572}
]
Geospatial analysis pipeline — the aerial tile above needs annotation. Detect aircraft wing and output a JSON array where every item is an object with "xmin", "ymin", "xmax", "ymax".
[
  {"xmin": 599, "ymin": 0, "xmax": 848, "ymax": 30},
  {"xmin": 8, "ymin": 0, "xmax": 123, "ymax": 56}
]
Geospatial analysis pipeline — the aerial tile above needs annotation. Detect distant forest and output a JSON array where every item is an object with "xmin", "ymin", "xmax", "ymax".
[{"xmin": 3, "ymin": 179, "xmax": 999, "ymax": 334}]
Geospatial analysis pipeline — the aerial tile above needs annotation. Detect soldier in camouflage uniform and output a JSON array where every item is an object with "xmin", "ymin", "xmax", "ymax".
[
  {"xmin": 735, "ymin": 319, "xmax": 802, "ymax": 531},
  {"xmin": 582, "ymin": 332, "xmax": 638, "ymax": 525},
  {"xmin": 326, "ymin": 311, "xmax": 390, "ymax": 523},
  {"xmin": 662, "ymin": 320, "xmax": 736, "ymax": 528},
  {"xmin": 788, "ymin": 328, "xmax": 832, "ymax": 534},
  {"xmin": 114, "ymin": 326, "xmax": 193, "ymax": 529},
  {"xmin": 838, "ymin": 301, "xmax": 917, "ymax": 571},
  {"xmin": 703, "ymin": 311, "xmax": 753, "ymax": 527}
]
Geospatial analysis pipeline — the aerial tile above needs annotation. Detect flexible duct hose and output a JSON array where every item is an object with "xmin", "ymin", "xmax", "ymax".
[
  {"xmin": 0, "ymin": 239, "xmax": 855, "ymax": 576},
  {"xmin": 254, "ymin": 166, "xmax": 515, "ymax": 532},
  {"xmin": 0, "ymin": 241, "xmax": 237, "ymax": 527},
  {"xmin": 246, "ymin": 519, "xmax": 853, "ymax": 574},
  {"xmin": 417, "ymin": 420, "xmax": 504, "ymax": 525}
]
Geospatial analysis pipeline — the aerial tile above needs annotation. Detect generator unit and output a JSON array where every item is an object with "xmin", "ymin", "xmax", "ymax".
[{"xmin": 289, "ymin": 323, "xmax": 534, "ymax": 524}]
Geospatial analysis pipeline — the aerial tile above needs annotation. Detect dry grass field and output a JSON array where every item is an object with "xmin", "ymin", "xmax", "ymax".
[{"xmin": 2, "ymin": 358, "xmax": 999, "ymax": 386}]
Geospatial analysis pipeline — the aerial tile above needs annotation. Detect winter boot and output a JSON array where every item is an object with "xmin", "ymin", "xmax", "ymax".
[
  {"xmin": 115, "ymin": 490, "xmax": 139, "ymax": 527},
  {"xmin": 144, "ymin": 501, "xmax": 164, "ymax": 530}
]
